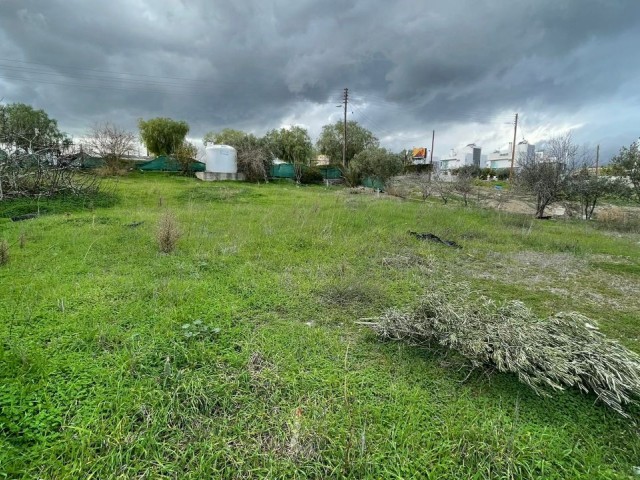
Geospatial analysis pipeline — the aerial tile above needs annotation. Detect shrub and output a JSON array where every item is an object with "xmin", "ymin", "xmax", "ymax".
[
  {"xmin": 156, "ymin": 211, "xmax": 180, "ymax": 253},
  {"xmin": 350, "ymin": 147, "xmax": 403, "ymax": 185},
  {"xmin": 495, "ymin": 169, "xmax": 510, "ymax": 180},
  {"xmin": 300, "ymin": 167, "xmax": 324, "ymax": 184}
]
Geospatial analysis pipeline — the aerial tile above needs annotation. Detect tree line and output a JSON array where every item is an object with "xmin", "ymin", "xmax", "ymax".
[{"xmin": 1, "ymin": 102, "xmax": 639, "ymax": 217}]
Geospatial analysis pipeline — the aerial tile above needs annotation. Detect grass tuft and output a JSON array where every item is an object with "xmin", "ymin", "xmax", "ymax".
[{"xmin": 156, "ymin": 210, "xmax": 181, "ymax": 253}]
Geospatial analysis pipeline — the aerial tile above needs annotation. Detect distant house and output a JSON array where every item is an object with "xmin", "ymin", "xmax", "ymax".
[
  {"xmin": 438, "ymin": 145, "xmax": 486, "ymax": 173},
  {"xmin": 486, "ymin": 141, "xmax": 535, "ymax": 170}
]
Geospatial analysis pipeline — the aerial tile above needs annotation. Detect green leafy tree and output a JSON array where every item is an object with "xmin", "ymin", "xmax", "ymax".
[
  {"xmin": 264, "ymin": 126, "xmax": 313, "ymax": 183},
  {"xmin": 264, "ymin": 126, "xmax": 312, "ymax": 164},
  {"xmin": 316, "ymin": 121, "xmax": 378, "ymax": 167},
  {"xmin": 350, "ymin": 147, "xmax": 403, "ymax": 185},
  {"xmin": 203, "ymin": 128, "xmax": 250, "ymax": 148},
  {"xmin": 138, "ymin": 117, "xmax": 189, "ymax": 156},
  {"xmin": 0, "ymin": 103, "xmax": 67, "ymax": 152},
  {"xmin": 609, "ymin": 140, "xmax": 640, "ymax": 203}
]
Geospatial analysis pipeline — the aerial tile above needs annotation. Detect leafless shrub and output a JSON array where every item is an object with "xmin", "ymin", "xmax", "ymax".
[
  {"xmin": 596, "ymin": 208, "xmax": 640, "ymax": 233},
  {"xmin": 454, "ymin": 169, "xmax": 474, "ymax": 206},
  {"xmin": 362, "ymin": 285, "xmax": 640, "ymax": 417},
  {"xmin": 19, "ymin": 232, "xmax": 26, "ymax": 249},
  {"xmin": 156, "ymin": 211, "xmax": 180, "ymax": 253},
  {"xmin": 0, "ymin": 239, "xmax": 8, "ymax": 265},
  {"xmin": 433, "ymin": 174, "xmax": 454, "ymax": 205},
  {"xmin": 384, "ymin": 179, "xmax": 409, "ymax": 198},
  {"xmin": 416, "ymin": 172, "xmax": 433, "ymax": 200},
  {"xmin": 237, "ymin": 147, "xmax": 270, "ymax": 183}
]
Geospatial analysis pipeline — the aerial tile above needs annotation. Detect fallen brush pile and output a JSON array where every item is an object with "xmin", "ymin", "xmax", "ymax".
[
  {"xmin": 361, "ymin": 288, "xmax": 640, "ymax": 417},
  {"xmin": 409, "ymin": 231, "xmax": 462, "ymax": 249}
]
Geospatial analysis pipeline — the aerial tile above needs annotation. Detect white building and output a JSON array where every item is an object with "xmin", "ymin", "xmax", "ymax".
[
  {"xmin": 486, "ymin": 141, "xmax": 535, "ymax": 170},
  {"xmin": 438, "ymin": 145, "xmax": 487, "ymax": 173}
]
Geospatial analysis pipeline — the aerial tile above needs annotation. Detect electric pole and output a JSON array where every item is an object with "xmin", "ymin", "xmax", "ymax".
[
  {"xmin": 342, "ymin": 88, "xmax": 348, "ymax": 167},
  {"xmin": 509, "ymin": 113, "xmax": 518, "ymax": 182},
  {"xmin": 595, "ymin": 144, "xmax": 600, "ymax": 176},
  {"xmin": 429, "ymin": 130, "xmax": 435, "ymax": 181}
]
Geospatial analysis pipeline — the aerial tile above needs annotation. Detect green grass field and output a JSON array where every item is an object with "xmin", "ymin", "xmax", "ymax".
[{"xmin": 1, "ymin": 174, "xmax": 639, "ymax": 479}]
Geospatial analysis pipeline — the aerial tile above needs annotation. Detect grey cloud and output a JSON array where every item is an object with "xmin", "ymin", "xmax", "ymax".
[{"xmin": 0, "ymin": 0, "xmax": 639, "ymax": 153}]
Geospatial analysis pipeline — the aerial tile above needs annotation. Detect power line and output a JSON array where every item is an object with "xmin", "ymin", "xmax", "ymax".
[{"xmin": 0, "ymin": 57, "xmax": 219, "ymax": 85}]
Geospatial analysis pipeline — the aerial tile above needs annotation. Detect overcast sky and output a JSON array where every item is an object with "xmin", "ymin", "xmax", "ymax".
[{"xmin": 1, "ymin": 0, "xmax": 639, "ymax": 160}]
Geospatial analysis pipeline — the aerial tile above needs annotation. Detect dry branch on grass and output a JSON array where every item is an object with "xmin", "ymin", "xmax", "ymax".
[{"xmin": 361, "ymin": 286, "xmax": 640, "ymax": 417}]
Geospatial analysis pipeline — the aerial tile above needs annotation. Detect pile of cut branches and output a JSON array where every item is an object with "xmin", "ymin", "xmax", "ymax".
[{"xmin": 361, "ymin": 287, "xmax": 640, "ymax": 417}]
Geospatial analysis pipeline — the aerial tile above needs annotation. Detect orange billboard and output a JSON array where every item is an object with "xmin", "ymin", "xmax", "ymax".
[{"xmin": 412, "ymin": 147, "xmax": 427, "ymax": 159}]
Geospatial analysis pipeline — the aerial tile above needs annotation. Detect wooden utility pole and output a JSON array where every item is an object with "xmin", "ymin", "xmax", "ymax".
[
  {"xmin": 595, "ymin": 144, "xmax": 600, "ymax": 176},
  {"xmin": 342, "ymin": 88, "xmax": 348, "ymax": 167},
  {"xmin": 509, "ymin": 113, "xmax": 518, "ymax": 182},
  {"xmin": 429, "ymin": 130, "xmax": 435, "ymax": 181}
]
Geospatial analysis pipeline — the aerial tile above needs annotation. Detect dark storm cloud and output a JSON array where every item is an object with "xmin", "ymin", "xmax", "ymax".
[{"xmin": 0, "ymin": 0, "xmax": 639, "ymax": 152}]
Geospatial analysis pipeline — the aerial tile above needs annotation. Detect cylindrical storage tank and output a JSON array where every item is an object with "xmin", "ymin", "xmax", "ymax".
[{"xmin": 204, "ymin": 145, "xmax": 237, "ymax": 173}]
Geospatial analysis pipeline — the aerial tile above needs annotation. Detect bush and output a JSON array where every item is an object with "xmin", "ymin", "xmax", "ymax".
[
  {"xmin": 350, "ymin": 147, "xmax": 403, "ymax": 185},
  {"xmin": 157, "ymin": 211, "xmax": 180, "ymax": 253},
  {"xmin": 480, "ymin": 167, "xmax": 497, "ymax": 180},
  {"xmin": 495, "ymin": 169, "xmax": 510, "ymax": 180},
  {"xmin": 300, "ymin": 167, "xmax": 323, "ymax": 184}
]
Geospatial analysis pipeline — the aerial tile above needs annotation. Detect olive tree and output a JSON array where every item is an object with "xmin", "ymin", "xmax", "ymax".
[
  {"xmin": 350, "ymin": 147, "xmax": 403, "ymax": 186},
  {"xmin": 516, "ymin": 133, "xmax": 578, "ymax": 218},
  {"xmin": 609, "ymin": 140, "xmax": 640, "ymax": 203}
]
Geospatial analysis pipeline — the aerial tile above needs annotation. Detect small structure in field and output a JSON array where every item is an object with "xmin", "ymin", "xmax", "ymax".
[{"xmin": 196, "ymin": 145, "xmax": 245, "ymax": 181}]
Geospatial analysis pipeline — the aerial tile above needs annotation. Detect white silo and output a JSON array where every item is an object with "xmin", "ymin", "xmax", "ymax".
[{"xmin": 197, "ymin": 144, "xmax": 245, "ymax": 181}]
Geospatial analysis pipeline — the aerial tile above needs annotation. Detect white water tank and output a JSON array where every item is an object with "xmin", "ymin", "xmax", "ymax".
[{"xmin": 204, "ymin": 145, "xmax": 237, "ymax": 173}]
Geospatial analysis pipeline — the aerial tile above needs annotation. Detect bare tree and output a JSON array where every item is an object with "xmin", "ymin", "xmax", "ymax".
[
  {"xmin": 86, "ymin": 122, "xmax": 136, "ymax": 175},
  {"xmin": 516, "ymin": 132, "xmax": 577, "ymax": 218},
  {"xmin": 454, "ymin": 166, "xmax": 475, "ymax": 206},
  {"xmin": 416, "ymin": 172, "xmax": 433, "ymax": 200},
  {"xmin": 433, "ymin": 171, "xmax": 454, "ymax": 204}
]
